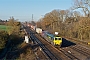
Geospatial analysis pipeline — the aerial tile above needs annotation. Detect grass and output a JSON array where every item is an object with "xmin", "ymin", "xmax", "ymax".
[{"xmin": 0, "ymin": 25, "xmax": 11, "ymax": 31}]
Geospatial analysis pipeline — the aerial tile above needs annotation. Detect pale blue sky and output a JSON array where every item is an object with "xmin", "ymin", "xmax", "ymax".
[{"xmin": 0, "ymin": 0, "xmax": 73, "ymax": 22}]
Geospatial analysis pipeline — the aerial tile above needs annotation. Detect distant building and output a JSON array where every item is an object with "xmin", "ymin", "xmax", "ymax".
[{"xmin": 0, "ymin": 19, "xmax": 8, "ymax": 25}]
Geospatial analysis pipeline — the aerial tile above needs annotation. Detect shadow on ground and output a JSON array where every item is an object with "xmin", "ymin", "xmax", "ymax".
[{"xmin": 61, "ymin": 38, "xmax": 76, "ymax": 48}]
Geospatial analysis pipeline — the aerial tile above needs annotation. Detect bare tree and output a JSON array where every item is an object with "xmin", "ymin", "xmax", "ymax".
[{"xmin": 72, "ymin": 0, "xmax": 90, "ymax": 17}]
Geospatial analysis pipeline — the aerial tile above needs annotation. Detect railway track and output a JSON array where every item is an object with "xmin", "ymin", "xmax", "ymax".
[
  {"xmin": 26, "ymin": 28, "xmax": 70, "ymax": 60},
  {"xmin": 59, "ymin": 48, "xmax": 80, "ymax": 60},
  {"xmin": 31, "ymin": 33, "xmax": 59, "ymax": 60},
  {"xmin": 56, "ymin": 44, "xmax": 90, "ymax": 60},
  {"xmin": 69, "ymin": 45, "xmax": 90, "ymax": 59},
  {"xmin": 27, "ymin": 28, "xmax": 59, "ymax": 60}
]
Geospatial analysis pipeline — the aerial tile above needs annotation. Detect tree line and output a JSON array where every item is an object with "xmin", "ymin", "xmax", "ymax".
[{"xmin": 36, "ymin": 0, "xmax": 90, "ymax": 41}]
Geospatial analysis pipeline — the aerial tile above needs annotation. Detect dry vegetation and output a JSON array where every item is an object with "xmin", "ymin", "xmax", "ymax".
[{"xmin": 16, "ymin": 43, "xmax": 36, "ymax": 60}]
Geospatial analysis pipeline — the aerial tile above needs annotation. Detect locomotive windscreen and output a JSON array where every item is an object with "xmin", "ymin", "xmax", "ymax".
[{"xmin": 55, "ymin": 38, "xmax": 61, "ymax": 40}]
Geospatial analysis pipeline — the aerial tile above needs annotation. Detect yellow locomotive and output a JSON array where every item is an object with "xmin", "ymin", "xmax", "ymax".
[{"xmin": 42, "ymin": 31, "xmax": 62, "ymax": 46}]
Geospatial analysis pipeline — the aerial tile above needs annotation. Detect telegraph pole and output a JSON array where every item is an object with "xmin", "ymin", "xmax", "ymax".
[{"xmin": 32, "ymin": 14, "xmax": 33, "ymax": 21}]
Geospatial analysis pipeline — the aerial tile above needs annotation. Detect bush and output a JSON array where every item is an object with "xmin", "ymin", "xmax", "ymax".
[{"xmin": 0, "ymin": 31, "xmax": 9, "ymax": 50}]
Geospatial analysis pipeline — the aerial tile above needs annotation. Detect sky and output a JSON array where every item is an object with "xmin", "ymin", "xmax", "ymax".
[{"xmin": 0, "ymin": 0, "xmax": 73, "ymax": 22}]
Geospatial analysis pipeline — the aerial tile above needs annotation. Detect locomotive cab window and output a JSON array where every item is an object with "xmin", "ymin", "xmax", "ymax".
[
  {"xmin": 55, "ymin": 38, "xmax": 61, "ymax": 40},
  {"xmin": 58, "ymin": 38, "xmax": 61, "ymax": 40},
  {"xmin": 55, "ymin": 38, "xmax": 57, "ymax": 40}
]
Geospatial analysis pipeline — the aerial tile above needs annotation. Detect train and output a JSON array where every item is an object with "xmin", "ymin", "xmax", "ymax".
[
  {"xmin": 41, "ymin": 31, "xmax": 62, "ymax": 46},
  {"xmin": 28, "ymin": 24, "xmax": 62, "ymax": 46}
]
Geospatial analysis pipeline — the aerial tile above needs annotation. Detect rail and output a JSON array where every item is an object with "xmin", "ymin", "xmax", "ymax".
[{"xmin": 30, "ymin": 33, "xmax": 59, "ymax": 60}]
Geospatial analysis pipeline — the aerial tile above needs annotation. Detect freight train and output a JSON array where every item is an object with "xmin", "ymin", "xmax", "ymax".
[{"xmin": 29, "ymin": 25, "xmax": 62, "ymax": 46}]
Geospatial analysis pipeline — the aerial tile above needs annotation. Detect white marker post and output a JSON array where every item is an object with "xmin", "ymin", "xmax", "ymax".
[{"xmin": 25, "ymin": 35, "xmax": 29, "ymax": 43}]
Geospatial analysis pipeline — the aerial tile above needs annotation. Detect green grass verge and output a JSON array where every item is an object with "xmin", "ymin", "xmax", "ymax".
[{"xmin": 0, "ymin": 25, "xmax": 11, "ymax": 31}]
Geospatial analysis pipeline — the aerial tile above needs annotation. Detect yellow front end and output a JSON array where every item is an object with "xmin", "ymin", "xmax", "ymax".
[{"xmin": 53, "ymin": 37, "xmax": 62, "ymax": 45}]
